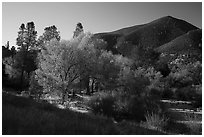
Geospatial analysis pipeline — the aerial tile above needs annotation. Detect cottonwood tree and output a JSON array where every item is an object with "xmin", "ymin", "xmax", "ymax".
[
  {"xmin": 74, "ymin": 33, "xmax": 115, "ymax": 94},
  {"xmin": 35, "ymin": 32, "xmax": 132, "ymax": 102},
  {"xmin": 94, "ymin": 51, "xmax": 133, "ymax": 91},
  {"xmin": 76, "ymin": 34, "xmax": 133, "ymax": 93},
  {"xmin": 75, "ymin": 33, "xmax": 99, "ymax": 94},
  {"xmin": 36, "ymin": 34, "xmax": 93, "ymax": 104}
]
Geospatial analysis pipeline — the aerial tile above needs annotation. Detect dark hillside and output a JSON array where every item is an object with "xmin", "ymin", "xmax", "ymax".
[
  {"xmin": 116, "ymin": 16, "xmax": 198, "ymax": 56},
  {"xmin": 156, "ymin": 29, "xmax": 202, "ymax": 54},
  {"xmin": 109, "ymin": 24, "xmax": 145, "ymax": 35},
  {"xmin": 94, "ymin": 33, "xmax": 121, "ymax": 54},
  {"xmin": 94, "ymin": 16, "xmax": 198, "ymax": 58}
]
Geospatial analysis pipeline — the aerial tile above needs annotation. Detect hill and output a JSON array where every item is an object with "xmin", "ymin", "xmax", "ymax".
[
  {"xmin": 94, "ymin": 16, "xmax": 199, "ymax": 57},
  {"xmin": 156, "ymin": 29, "xmax": 202, "ymax": 54}
]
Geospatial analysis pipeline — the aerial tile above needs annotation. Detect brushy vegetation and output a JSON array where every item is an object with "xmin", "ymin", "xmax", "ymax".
[
  {"xmin": 86, "ymin": 66, "xmax": 167, "ymax": 122},
  {"xmin": 2, "ymin": 93, "xmax": 166, "ymax": 135},
  {"xmin": 87, "ymin": 90, "xmax": 167, "ymax": 123},
  {"xmin": 184, "ymin": 113, "xmax": 202, "ymax": 134},
  {"xmin": 86, "ymin": 91, "xmax": 116, "ymax": 117},
  {"xmin": 143, "ymin": 112, "xmax": 169, "ymax": 131}
]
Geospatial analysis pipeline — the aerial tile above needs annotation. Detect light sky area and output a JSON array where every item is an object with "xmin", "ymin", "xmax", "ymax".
[{"xmin": 2, "ymin": 2, "xmax": 202, "ymax": 47}]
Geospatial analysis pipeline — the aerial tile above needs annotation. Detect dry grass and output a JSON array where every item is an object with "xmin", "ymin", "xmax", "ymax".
[
  {"xmin": 143, "ymin": 112, "xmax": 169, "ymax": 131},
  {"xmin": 2, "ymin": 93, "xmax": 165, "ymax": 135},
  {"xmin": 184, "ymin": 113, "xmax": 202, "ymax": 134}
]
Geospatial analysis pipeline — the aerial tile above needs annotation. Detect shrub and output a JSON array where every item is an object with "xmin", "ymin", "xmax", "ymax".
[
  {"xmin": 149, "ymin": 88, "xmax": 163, "ymax": 99},
  {"xmin": 87, "ymin": 89, "xmax": 166, "ymax": 122},
  {"xmin": 192, "ymin": 84, "xmax": 202, "ymax": 108},
  {"xmin": 143, "ymin": 112, "xmax": 169, "ymax": 131},
  {"xmin": 175, "ymin": 86, "xmax": 198, "ymax": 101},
  {"xmin": 114, "ymin": 93, "xmax": 166, "ymax": 122},
  {"xmin": 162, "ymin": 88, "xmax": 174, "ymax": 99},
  {"xmin": 88, "ymin": 66, "xmax": 166, "ymax": 122},
  {"xmin": 125, "ymin": 96, "xmax": 146, "ymax": 121},
  {"xmin": 87, "ymin": 91, "xmax": 116, "ymax": 117},
  {"xmin": 184, "ymin": 113, "xmax": 202, "ymax": 135}
]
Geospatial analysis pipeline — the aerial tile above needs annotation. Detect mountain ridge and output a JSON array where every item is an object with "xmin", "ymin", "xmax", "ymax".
[{"xmin": 93, "ymin": 16, "xmax": 200, "ymax": 58}]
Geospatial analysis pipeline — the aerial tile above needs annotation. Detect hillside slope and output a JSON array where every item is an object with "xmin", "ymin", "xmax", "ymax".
[
  {"xmin": 156, "ymin": 29, "xmax": 202, "ymax": 54},
  {"xmin": 94, "ymin": 16, "xmax": 199, "ymax": 57}
]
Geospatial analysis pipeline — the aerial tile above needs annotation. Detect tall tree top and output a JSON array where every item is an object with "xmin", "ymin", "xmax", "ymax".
[
  {"xmin": 16, "ymin": 21, "xmax": 37, "ymax": 51},
  {"xmin": 26, "ymin": 22, "xmax": 35, "ymax": 30},
  {"xmin": 73, "ymin": 22, "xmax": 84, "ymax": 38},
  {"xmin": 20, "ymin": 23, "xmax": 25, "ymax": 30},
  {"xmin": 77, "ymin": 22, "xmax": 83, "ymax": 29},
  {"xmin": 37, "ymin": 25, "xmax": 61, "ymax": 47}
]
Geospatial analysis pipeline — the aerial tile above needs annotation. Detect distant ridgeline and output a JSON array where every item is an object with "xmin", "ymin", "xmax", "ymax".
[{"xmin": 93, "ymin": 16, "xmax": 202, "ymax": 73}]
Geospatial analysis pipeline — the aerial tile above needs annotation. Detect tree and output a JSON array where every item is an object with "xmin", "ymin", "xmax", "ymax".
[
  {"xmin": 10, "ymin": 46, "xmax": 16, "ymax": 58},
  {"xmin": 15, "ymin": 22, "xmax": 38, "ymax": 91},
  {"xmin": 29, "ymin": 71, "xmax": 43, "ymax": 100},
  {"xmin": 75, "ymin": 34, "xmax": 133, "ymax": 93},
  {"xmin": 74, "ymin": 33, "xmax": 98, "ymax": 94},
  {"xmin": 73, "ymin": 22, "xmax": 83, "ymax": 38},
  {"xmin": 38, "ymin": 25, "xmax": 60, "ymax": 48},
  {"xmin": 5, "ymin": 41, "xmax": 9, "ymax": 49},
  {"xmin": 36, "ymin": 38, "xmax": 84, "ymax": 104},
  {"xmin": 35, "ymin": 32, "xmax": 111, "ymax": 102},
  {"xmin": 74, "ymin": 33, "xmax": 124, "ymax": 94},
  {"xmin": 2, "ymin": 41, "xmax": 15, "ymax": 59}
]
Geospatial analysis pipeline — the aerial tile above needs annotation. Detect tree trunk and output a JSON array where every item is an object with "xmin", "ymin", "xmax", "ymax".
[
  {"xmin": 86, "ymin": 77, "xmax": 90, "ymax": 95},
  {"xmin": 61, "ymin": 91, "xmax": 66, "ymax": 105},
  {"xmin": 91, "ymin": 79, "xmax": 95, "ymax": 94},
  {"xmin": 95, "ymin": 81, "xmax": 99, "ymax": 92},
  {"xmin": 20, "ymin": 69, "xmax": 24, "ymax": 92}
]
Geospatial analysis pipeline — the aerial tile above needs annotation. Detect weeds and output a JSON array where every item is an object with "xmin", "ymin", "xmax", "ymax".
[
  {"xmin": 184, "ymin": 113, "xmax": 202, "ymax": 134},
  {"xmin": 143, "ymin": 112, "xmax": 169, "ymax": 131}
]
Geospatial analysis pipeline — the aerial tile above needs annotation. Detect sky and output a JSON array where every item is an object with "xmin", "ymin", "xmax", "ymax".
[{"xmin": 2, "ymin": 2, "xmax": 202, "ymax": 47}]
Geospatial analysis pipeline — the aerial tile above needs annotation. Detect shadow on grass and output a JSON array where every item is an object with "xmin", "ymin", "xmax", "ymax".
[
  {"xmin": 2, "ymin": 93, "xmax": 165, "ymax": 135},
  {"xmin": 164, "ymin": 120, "xmax": 190, "ymax": 134}
]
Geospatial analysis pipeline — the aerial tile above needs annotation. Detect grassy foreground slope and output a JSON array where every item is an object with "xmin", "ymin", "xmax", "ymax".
[{"xmin": 2, "ymin": 92, "xmax": 165, "ymax": 135}]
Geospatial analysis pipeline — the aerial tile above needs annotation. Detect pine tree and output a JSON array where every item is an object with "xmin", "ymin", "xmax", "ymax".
[
  {"xmin": 38, "ymin": 25, "xmax": 60, "ymax": 48},
  {"xmin": 15, "ymin": 22, "xmax": 38, "ymax": 91},
  {"xmin": 73, "ymin": 22, "xmax": 83, "ymax": 38}
]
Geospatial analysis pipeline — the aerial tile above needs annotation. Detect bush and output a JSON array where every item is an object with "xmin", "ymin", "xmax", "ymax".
[
  {"xmin": 162, "ymin": 88, "xmax": 174, "ymax": 99},
  {"xmin": 192, "ymin": 84, "xmax": 202, "ymax": 108},
  {"xmin": 175, "ymin": 86, "xmax": 198, "ymax": 101},
  {"xmin": 115, "ymin": 92, "xmax": 166, "ymax": 122},
  {"xmin": 87, "ymin": 89, "xmax": 166, "ymax": 122},
  {"xmin": 143, "ymin": 112, "xmax": 169, "ymax": 131},
  {"xmin": 125, "ymin": 95, "xmax": 166, "ymax": 122},
  {"xmin": 88, "ymin": 66, "xmax": 166, "ymax": 122},
  {"xmin": 184, "ymin": 113, "xmax": 202, "ymax": 135},
  {"xmin": 87, "ymin": 91, "xmax": 116, "ymax": 117},
  {"xmin": 164, "ymin": 61, "xmax": 202, "ymax": 100},
  {"xmin": 125, "ymin": 96, "xmax": 147, "ymax": 121}
]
